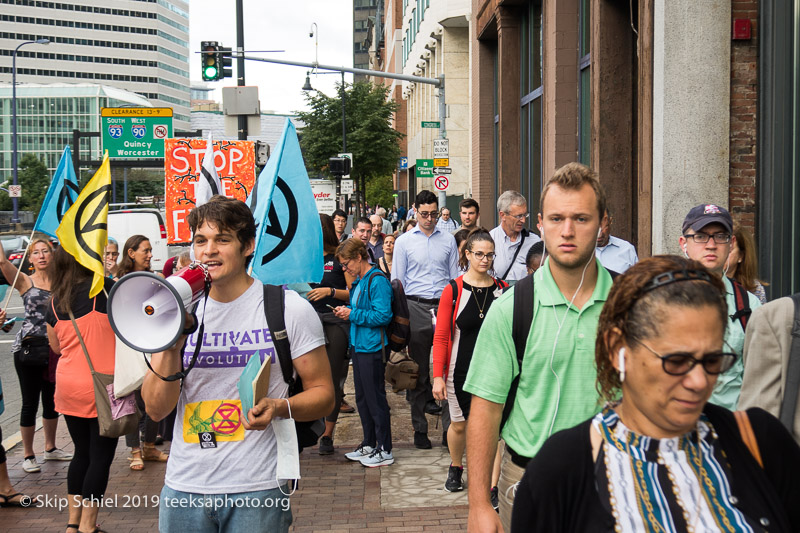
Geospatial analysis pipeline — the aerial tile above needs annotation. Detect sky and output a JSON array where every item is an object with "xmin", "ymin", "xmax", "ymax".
[{"xmin": 189, "ymin": 1, "xmax": 356, "ymax": 115}]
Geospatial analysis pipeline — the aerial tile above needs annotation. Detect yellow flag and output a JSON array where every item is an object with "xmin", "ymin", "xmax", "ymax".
[{"xmin": 57, "ymin": 152, "xmax": 111, "ymax": 298}]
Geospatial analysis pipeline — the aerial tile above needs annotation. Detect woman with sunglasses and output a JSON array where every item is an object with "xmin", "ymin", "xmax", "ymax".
[
  {"xmin": 512, "ymin": 256, "xmax": 800, "ymax": 532},
  {"xmin": 432, "ymin": 228, "xmax": 508, "ymax": 493}
]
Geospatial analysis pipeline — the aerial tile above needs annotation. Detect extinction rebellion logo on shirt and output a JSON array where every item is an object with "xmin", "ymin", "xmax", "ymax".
[{"xmin": 184, "ymin": 328, "xmax": 277, "ymax": 368}]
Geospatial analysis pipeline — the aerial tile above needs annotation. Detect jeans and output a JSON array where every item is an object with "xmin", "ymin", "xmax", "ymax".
[{"xmin": 159, "ymin": 485, "xmax": 292, "ymax": 533}]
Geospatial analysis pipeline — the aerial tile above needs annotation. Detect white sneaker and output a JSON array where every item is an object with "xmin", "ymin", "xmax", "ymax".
[
  {"xmin": 344, "ymin": 444, "xmax": 374, "ymax": 462},
  {"xmin": 44, "ymin": 448, "xmax": 73, "ymax": 461},
  {"xmin": 359, "ymin": 448, "xmax": 394, "ymax": 468},
  {"xmin": 22, "ymin": 457, "xmax": 40, "ymax": 473}
]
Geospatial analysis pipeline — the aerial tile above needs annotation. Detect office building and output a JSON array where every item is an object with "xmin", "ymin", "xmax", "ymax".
[{"xmin": 0, "ymin": 0, "xmax": 191, "ymax": 128}]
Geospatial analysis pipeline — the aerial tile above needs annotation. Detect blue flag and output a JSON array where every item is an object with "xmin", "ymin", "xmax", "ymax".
[
  {"xmin": 34, "ymin": 146, "xmax": 80, "ymax": 238},
  {"xmin": 247, "ymin": 119, "xmax": 323, "ymax": 285}
]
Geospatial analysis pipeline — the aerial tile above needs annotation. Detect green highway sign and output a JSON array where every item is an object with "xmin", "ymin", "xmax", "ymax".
[
  {"xmin": 101, "ymin": 107, "xmax": 174, "ymax": 159},
  {"xmin": 421, "ymin": 121, "xmax": 440, "ymax": 129},
  {"xmin": 416, "ymin": 159, "xmax": 434, "ymax": 177}
]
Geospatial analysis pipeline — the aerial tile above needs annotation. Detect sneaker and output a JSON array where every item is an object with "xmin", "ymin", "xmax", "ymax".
[
  {"xmin": 318, "ymin": 436, "xmax": 334, "ymax": 455},
  {"xmin": 344, "ymin": 444, "xmax": 374, "ymax": 461},
  {"xmin": 414, "ymin": 431, "xmax": 432, "ymax": 450},
  {"xmin": 359, "ymin": 448, "xmax": 394, "ymax": 468},
  {"xmin": 44, "ymin": 448, "xmax": 73, "ymax": 462},
  {"xmin": 490, "ymin": 486, "xmax": 499, "ymax": 512},
  {"xmin": 22, "ymin": 456, "xmax": 40, "ymax": 473},
  {"xmin": 445, "ymin": 464, "xmax": 464, "ymax": 492}
]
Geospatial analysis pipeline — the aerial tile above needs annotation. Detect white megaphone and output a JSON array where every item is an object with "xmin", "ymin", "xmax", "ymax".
[{"xmin": 108, "ymin": 263, "xmax": 211, "ymax": 353}]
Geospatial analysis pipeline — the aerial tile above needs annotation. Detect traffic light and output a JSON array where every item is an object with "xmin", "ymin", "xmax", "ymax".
[
  {"xmin": 201, "ymin": 41, "xmax": 220, "ymax": 81},
  {"xmin": 219, "ymin": 47, "xmax": 233, "ymax": 80}
]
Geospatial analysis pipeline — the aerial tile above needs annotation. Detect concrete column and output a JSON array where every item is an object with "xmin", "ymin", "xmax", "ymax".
[
  {"xmin": 542, "ymin": 0, "xmax": 579, "ymax": 178},
  {"xmin": 497, "ymin": 6, "xmax": 521, "ymax": 194},
  {"xmin": 652, "ymin": 0, "xmax": 731, "ymax": 254},
  {"xmin": 470, "ymin": 0, "xmax": 497, "ymax": 225}
]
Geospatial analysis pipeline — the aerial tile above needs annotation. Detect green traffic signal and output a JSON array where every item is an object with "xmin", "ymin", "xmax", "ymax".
[{"xmin": 203, "ymin": 65, "xmax": 219, "ymax": 80}]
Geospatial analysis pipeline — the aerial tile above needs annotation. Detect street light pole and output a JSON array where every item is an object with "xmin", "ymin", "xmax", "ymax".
[{"xmin": 11, "ymin": 39, "xmax": 49, "ymax": 227}]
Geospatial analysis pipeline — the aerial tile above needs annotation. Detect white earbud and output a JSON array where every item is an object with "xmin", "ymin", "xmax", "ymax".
[
  {"xmin": 618, "ymin": 347, "xmax": 626, "ymax": 383},
  {"xmin": 598, "ymin": 227, "xmax": 602, "ymax": 239},
  {"xmin": 683, "ymin": 245, "xmax": 689, "ymax": 259}
]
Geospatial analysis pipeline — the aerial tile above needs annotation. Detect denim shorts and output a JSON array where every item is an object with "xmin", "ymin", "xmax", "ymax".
[{"xmin": 159, "ymin": 485, "xmax": 293, "ymax": 533}]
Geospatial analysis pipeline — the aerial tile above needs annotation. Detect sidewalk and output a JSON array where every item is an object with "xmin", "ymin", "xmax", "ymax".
[{"xmin": 2, "ymin": 382, "xmax": 469, "ymax": 532}]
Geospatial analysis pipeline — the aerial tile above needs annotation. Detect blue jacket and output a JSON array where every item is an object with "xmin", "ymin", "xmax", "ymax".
[{"xmin": 348, "ymin": 266, "xmax": 393, "ymax": 353}]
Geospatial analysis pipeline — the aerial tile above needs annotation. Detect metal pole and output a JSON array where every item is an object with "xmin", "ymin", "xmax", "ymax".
[
  {"xmin": 11, "ymin": 43, "xmax": 24, "ymax": 225},
  {"xmin": 437, "ymin": 74, "xmax": 447, "ymax": 208},
  {"xmin": 236, "ymin": 0, "xmax": 248, "ymax": 141},
  {"xmin": 238, "ymin": 54, "xmax": 441, "ymax": 87},
  {"xmin": 339, "ymin": 71, "xmax": 346, "ymax": 214}
]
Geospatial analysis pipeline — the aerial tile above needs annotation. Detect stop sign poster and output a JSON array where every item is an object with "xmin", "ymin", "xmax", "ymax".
[{"xmin": 164, "ymin": 139, "xmax": 256, "ymax": 243}]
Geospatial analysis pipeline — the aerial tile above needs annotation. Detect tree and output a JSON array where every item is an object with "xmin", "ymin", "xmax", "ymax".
[
  {"xmin": 0, "ymin": 153, "xmax": 50, "ymax": 213},
  {"xmin": 296, "ymin": 81, "xmax": 404, "ymax": 211}
]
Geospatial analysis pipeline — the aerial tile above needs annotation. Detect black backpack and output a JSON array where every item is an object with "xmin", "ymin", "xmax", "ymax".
[
  {"xmin": 262, "ymin": 284, "xmax": 325, "ymax": 452},
  {"xmin": 364, "ymin": 270, "xmax": 411, "ymax": 352}
]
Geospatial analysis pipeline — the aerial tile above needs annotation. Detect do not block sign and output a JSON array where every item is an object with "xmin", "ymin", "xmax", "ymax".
[{"xmin": 434, "ymin": 175, "xmax": 449, "ymax": 191}]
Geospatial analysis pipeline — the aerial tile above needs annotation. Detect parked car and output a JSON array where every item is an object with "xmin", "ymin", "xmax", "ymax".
[
  {"xmin": 0, "ymin": 235, "xmax": 31, "ymax": 277},
  {"xmin": 108, "ymin": 208, "xmax": 169, "ymax": 273}
]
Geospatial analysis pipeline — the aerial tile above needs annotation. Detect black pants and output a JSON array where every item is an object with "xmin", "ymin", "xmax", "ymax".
[
  {"xmin": 323, "ymin": 321, "xmax": 350, "ymax": 424},
  {"xmin": 64, "ymin": 415, "xmax": 118, "ymax": 499},
  {"xmin": 407, "ymin": 300, "xmax": 436, "ymax": 434},
  {"xmin": 352, "ymin": 350, "xmax": 392, "ymax": 452},
  {"xmin": 14, "ymin": 351, "xmax": 57, "ymax": 427},
  {"xmin": 125, "ymin": 390, "xmax": 158, "ymax": 447}
]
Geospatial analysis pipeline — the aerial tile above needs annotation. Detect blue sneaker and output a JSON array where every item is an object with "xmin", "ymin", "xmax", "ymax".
[
  {"xmin": 345, "ymin": 444, "xmax": 374, "ymax": 461},
  {"xmin": 359, "ymin": 448, "xmax": 394, "ymax": 468}
]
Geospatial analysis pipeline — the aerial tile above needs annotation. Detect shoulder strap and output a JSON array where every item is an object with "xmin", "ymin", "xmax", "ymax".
[
  {"xmin": 263, "ymin": 284, "xmax": 293, "ymax": 387},
  {"xmin": 501, "ymin": 231, "xmax": 526, "ymax": 281},
  {"xmin": 734, "ymin": 410, "xmax": 764, "ymax": 468},
  {"xmin": 68, "ymin": 309, "xmax": 96, "ymax": 374},
  {"xmin": 779, "ymin": 294, "xmax": 800, "ymax": 430},
  {"xmin": 449, "ymin": 279, "xmax": 458, "ymax": 340},
  {"xmin": 502, "ymin": 272, "xmax": 535, "ymax": 429},
  {"xmin": 730, "ymin": 279, "xmax": 752, "ymax": 331}
]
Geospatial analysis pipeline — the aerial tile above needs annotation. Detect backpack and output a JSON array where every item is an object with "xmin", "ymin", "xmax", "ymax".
[
  {"xmin": 262, "ymin": 284, "xmax": 325, "ymax": 452},
  {"xmin": 364, "ymin": 270, "xmax": 411, "ymax": 352},
  {"xmin": 780, "ymin": 293, "xmax": 800, "ymax": 433},
  {"xmin": 730, "ymin": 278, "xmax": 752, "ymax": 332}
]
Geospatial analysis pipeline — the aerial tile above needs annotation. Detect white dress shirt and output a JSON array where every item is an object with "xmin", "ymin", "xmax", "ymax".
[
  {"xmin": 595, "ymin": 235, "xmax": 638, "ymax": 273},
  {"xmin": 489, "ymin": 225, "xmax": 541, "ymax": 281}
]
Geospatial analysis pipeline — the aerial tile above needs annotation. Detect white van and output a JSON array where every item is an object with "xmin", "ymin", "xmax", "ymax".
[{"xmin": 107, "ymin": 208, "xmax": 169, "ymax": 273}]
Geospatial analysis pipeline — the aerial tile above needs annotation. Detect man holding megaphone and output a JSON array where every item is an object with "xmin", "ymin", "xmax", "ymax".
[{"xmin": 140, "ymin": 196, "xmax": 334, "ymax": 533}]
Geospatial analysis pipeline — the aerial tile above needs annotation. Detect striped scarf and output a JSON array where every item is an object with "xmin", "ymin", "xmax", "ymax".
[{"xmin": 595, "ymin": 407, "xmax": 755, "ymax": 533}]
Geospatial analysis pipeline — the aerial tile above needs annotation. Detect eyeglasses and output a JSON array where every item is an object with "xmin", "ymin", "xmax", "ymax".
[
  {"xmin": 469, "ymin": 251, "xmax": 496, "ymax": 261},
  {"xmin": 417, "ymin": 211, "xmax": 439, "ymax": 219},
  {"xmin": 633, "ymin": 339, "xmax": 737, "ymax": 376},
  {"xmin": 683, "ymin": 232, "xmax": 732, "ymax": 244},
  {"xmin": 505, "ymin": 212, "xmax": 530, "ymax": 221},
  {"xmin": 340, "ymin": 259, "xmax": 353, "ymax": 271}
]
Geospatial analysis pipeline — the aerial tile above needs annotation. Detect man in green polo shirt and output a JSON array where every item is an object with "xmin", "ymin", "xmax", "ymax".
[
  {"xmin": 465, "ymin": 163, "xmax": 613, "ymax": 533},
  {"xmin": 678, "ymin": 204, "xmax": 761, "ymax": 411}
]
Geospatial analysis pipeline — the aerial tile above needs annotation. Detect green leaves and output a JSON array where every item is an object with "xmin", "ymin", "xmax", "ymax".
[{"xmin": 296, "ymin": 81, "xmax": 404, "ymax": 204}]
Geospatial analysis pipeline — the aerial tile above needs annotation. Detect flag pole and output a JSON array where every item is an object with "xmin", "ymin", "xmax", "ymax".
[{"xmin": 2, "ymin": 226, "xmax": 39, "ymax": 312}]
